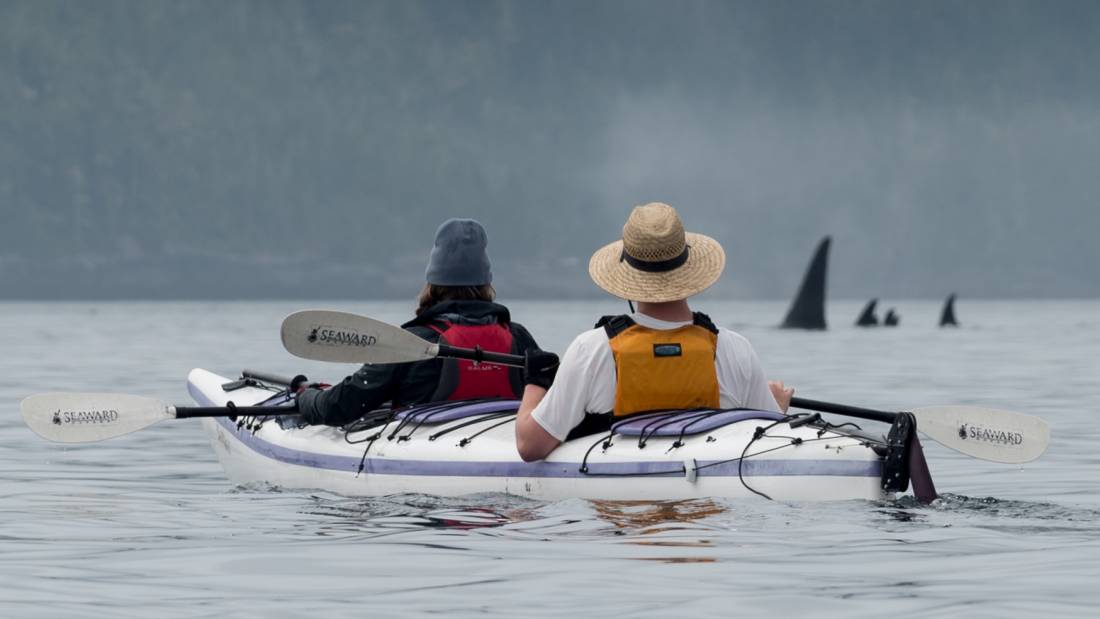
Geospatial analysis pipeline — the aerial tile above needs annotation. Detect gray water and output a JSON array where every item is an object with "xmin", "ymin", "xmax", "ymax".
[{"xmin": 2, "ymin": 300, "xmax": 1098, "ymax": 617}]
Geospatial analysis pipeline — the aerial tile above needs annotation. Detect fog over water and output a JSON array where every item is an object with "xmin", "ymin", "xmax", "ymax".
[{"xmin": 2, "ymin": 0, "xmax": 1099, "ymax": 299}]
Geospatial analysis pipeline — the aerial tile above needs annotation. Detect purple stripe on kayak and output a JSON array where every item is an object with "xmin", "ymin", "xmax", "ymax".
[
  {"xmin": 210, "ymin": 417, "xmax": 881, "ymax": 480},
  {"xmin": 615, "ymin": 409, "xmax": 788, "ymax": 437},
  {"xmin": 359, "ymin": 455, "xmax": 880, "ymax": 478},
  {"xmin": 394, "ymin": 400, "xmax": 519, "ymax": 422}
]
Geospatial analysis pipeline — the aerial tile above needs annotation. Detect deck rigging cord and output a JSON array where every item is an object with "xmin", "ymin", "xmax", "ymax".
[
  {"xmin": 428, "ymin": 411, "xmax": 516, "ymax": 442},
  {"xmin": 385, "ymin": 398, "xmax": 502, "ymax": 441},
  {"xmin": 577, "ymin": 412, "xmax": 887, "ymax": 499},
  {"xmin": 342, "ymin": 401, "xmax": 516, "ymax": 474},
  {"xmin": 457, "ymin": 416, "xmax": 518, "ymax": 447},
  {"xmin": 344, "ymin": 411, "xmax": 398, "ymax": 476}
]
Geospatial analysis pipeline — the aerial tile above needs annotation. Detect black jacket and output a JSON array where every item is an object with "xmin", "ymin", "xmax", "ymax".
[{"xmin": 296, "ymin": 300, "xmax": 539, "ymax": 427}]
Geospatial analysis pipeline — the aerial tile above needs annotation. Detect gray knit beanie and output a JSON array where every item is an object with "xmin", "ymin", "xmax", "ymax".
[{"xmin": 424, "ymin": 218, "xmax": 493, "ymax": 286}]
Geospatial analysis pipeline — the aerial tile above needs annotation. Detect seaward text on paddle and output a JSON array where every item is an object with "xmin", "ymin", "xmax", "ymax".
[
  {"xmin": 52, "ymin": 408, "xmax": 120, "ymax": 426},
  {"xmin": 958, "ymin": 423, "xmax": 1024, "ymax": 447},
  {"xmin": 307, "ymin": 326, "xmax": 377, "ymax": 348}
]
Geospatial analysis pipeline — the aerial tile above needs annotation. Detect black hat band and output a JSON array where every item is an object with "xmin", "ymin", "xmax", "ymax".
[{"xmin": 619, "ymin": 245, "xmax": 690, "ymax": 273}]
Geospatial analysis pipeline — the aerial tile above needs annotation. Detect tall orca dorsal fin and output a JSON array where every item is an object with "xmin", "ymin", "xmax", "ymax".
[
  {"xmin": 940, "ymin": 293, "xmax": 959, "ymax": 327},
  {"xmin": 855, "ymin": 298, "xmax": 879, "ymax": 327},
  {"xmin": 884, "ymin": 308, "xmax": 899, "ymax": 327},
  {"xmin": 780, "ymin": 236, "xmax": 830, "ymax": 330}
]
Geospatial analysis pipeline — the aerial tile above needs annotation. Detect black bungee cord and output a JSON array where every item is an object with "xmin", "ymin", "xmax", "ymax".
[
  {"xmin": 428, "ymin": 410, "xmax": 517, "ymax": 441},
  {"xmin": 636, "ymin": 409, "xmax": 723, "ymax": 449},
  {"xmin": 578, "ymin": 409, "xmax": 687, "ymax": 472},
  {"xmin": 343, "ymin": 409, "xmax": 396, "ymax": 443},
  {"xmin": 347, "ymin": 418, "xmax": 394, "ymax": 477},
  {"xmin": 737, "ymin": 422, "xmax": 785, "ymax": 500},
  {"xmin": 342, "ymin": 410, "xmax": 399, "ymax": 476},
  {"xmin": 668, "ymin": 410, "xmax": 730, "ymax": 451},
  {"xmin": 577, "ymin": 415, "xmax": 871, "ymax": 502},
  {"xmin": 457, "ymin": 416, "xmax": 518, "ymax": 447},
  {"xmin": 344, "ymin": 400, "xmax": 513, "ymax": 475},
  {"xmin": 386, "ymin": 398, "xmax": 502, "ymax": 441}
]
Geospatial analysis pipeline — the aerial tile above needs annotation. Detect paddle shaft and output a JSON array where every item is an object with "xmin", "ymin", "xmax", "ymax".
[
  {"xmin": 790, "ymin": 397, "xmax": 896, "ymax": 423},
  {"xmin": 435, "ymin": 345, "xmax": 899, "ymax": 423},
  {"xmin": 242, "ymin": 369, "xmax": 296, "ymax": 387},
  {"xmin": 173, "ymin": 405, "xmax": 298, "ymax": 419},
  {"xmin": 437, "ymin": 344, "xmax": 525, "ymax": 368}
]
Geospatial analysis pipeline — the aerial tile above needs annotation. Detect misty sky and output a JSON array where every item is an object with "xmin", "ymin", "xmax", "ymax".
[{"xmin": 2, "ymin": 0, "xmax": 1098, "ymax": 300}]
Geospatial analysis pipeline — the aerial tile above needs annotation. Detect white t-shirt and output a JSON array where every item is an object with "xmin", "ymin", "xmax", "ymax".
[{"xmin": 531, "ymin": 312, "xmax": 782, "ymax": 441}]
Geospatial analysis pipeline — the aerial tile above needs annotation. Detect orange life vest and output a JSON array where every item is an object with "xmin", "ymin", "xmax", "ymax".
[{"xmin": 597, "ymin": 313, "xmax": 721, "ymax": 417}]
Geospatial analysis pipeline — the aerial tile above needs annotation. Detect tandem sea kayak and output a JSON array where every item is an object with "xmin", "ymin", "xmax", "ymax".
[{"xmin": 188, "ymin": 368, "xmax": 891, "ymax": 502}]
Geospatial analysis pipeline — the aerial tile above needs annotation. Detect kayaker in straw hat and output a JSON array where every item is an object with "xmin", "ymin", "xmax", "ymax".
[
  {"xmin": 515, "ymin": 202, "xmax": 793, "ymax": 461},
  {"xmin": 296, "ymin": 218, "xmax": 541, "ymax": 426}
]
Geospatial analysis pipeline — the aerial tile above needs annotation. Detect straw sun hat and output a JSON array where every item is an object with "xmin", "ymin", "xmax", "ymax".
[{"xmin": 588, "ymin": 202, "xmax": 725, "ymax": 303}]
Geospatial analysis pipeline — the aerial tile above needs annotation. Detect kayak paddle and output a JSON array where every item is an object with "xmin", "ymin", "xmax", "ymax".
[
  {"xmin": 790, "ymin": 398, "xmax": 1048, "ymax": 464},
  {"xmin": 281, "ymin": 309, "xmax": 524, "ymax": 366},
  {"xmin": 281, "ymin": 309, "xmax": 1050, "ymax": 464},
  {"xmin": 21, "ymin": 392, "xmax": 295, "ymax": 444}
]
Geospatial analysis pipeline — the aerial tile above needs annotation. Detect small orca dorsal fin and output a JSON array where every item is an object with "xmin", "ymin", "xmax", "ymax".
[
  {"xmin": 884, "ymin": 308, "xmax": 899, "ymax": 327},
  {"xmin": 940, "ymin": 294, "xmax": 958, "ymax": 327},
  {"xmin": 781, "ymin": 236, "xmax": 830, "ymax": 330},
  {"xmin": 855, "ymin": 298, "xmax": 879, "ymax": 327}
]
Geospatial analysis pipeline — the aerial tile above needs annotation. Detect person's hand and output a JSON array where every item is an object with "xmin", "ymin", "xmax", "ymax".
[
  {"xmin": 289, "ymin": 374, "xmax": 310, "ymax": 394},
  {"xmin": 769, "ymin": 380, "xmax": 794, "ymax": 413},
  {"xmin": 290, "ymin": 375, "xmax": 330, "ymax": 394},
  {"xmin": 523, "ymin": 350, "xmax": 560, "ymax": 390}
]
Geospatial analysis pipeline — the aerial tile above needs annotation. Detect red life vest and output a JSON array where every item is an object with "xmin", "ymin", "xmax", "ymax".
[{"xmin": 427, "ymin": 321, "xmax": 519, "ymax": 400}]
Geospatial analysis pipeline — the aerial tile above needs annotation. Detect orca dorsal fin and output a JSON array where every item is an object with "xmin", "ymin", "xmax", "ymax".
[
  {"xmin": 780, "ymin": 236, "xmax": 830, "ymax": 330},
  {"xmin": 855, "ymin": 298, "xmax": 879, "ymax": 327},
  {"xmin": 884, "ymin": 308, "xmax": 899, "ymax": 327},
  {"xmin": 940, "ymin": 294, "xmax": 958, "ymax": 327}
]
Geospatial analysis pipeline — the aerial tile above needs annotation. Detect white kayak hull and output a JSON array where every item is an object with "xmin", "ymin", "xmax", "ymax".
[{"xmin": 189, "ymin": 368, "xmax": 888, "ymax": 502}]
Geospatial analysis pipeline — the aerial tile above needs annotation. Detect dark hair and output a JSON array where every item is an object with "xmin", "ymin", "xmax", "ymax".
[{"xmin": 416, "ymin": 283, "xmax": 495, "ymax": 315}]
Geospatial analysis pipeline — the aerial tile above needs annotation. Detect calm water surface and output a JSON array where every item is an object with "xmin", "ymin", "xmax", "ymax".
[{"xmin": 2, "ymin": 300, "xmax": 1098, "ymax": 617}]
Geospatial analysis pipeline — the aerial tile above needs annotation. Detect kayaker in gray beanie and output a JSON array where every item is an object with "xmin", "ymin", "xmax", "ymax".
[{"xmin": 296, "ymin": 218, "xmax": 541, "ymax": 427}]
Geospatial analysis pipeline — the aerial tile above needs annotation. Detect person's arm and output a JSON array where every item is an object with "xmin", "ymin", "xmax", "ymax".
[
  {"xmin": 516, "ymin": 385, "xmax": 560, "ymax": 462},
  {"xmin": 742, "ymin": 347, "xmax": 783, "ymax": 412},
  {"xmin": 721, "ymin": 330, "xmax": 784, "ymax": 413},
  {"xmin": 515, "ymin": 333, "xmax": 604, "ymax": 461},
  {"xmin": 296, "ymin": 363, "xmax": 399, "ymax": 426}
]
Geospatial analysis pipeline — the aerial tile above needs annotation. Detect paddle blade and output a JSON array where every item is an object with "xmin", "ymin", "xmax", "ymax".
[
  {"xmin": 21, "ymin": 393, "xmax": 172, "ymax": 443},
  {"xmin": 912, "ymin": 405, "xmax": 1049, "ymax": 464},
  {"xmin": 281, "ymin": 310, "xmax": 440, "ymax": 364}
]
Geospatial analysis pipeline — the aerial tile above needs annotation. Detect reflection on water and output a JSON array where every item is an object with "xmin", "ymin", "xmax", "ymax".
[
  {"xmin": 590, "ymin": 498, "xmax": 727, "ymax": 533},
  {"xmin": 632, "ymin": 556, "xmax": 718, "ymax": 564},
  {"xmin": 591, "ymin": 499, "xmax": 724, "ymax": 563},
  {"xmin": 292, "ymin": 492, "xmax": 732, "ymax": 562}
]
